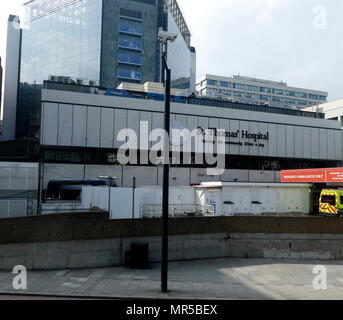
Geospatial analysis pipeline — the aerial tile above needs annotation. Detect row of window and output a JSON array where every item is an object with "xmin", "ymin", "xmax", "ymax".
[
  {"xmin": 117, "ymin": 13, "xmax": 144, "ymax": 83},
  {"xmin": 117, "ymin": 68, "xmax": 142, "ymax": 81},
  {"xmin": 119, "ymin": 22, "xmax": 143, "ymax": 37},
  {"xmin": 205, "ymin": 89, "xmax": 313, "ymax": 105},
  {"xmin": 118, "ymin": 52, "xmax": 142, "ymax": 66},
  {"xmin": 202, "ymin": 80, "xmax": 326, "ymax": 101},
  {"xmin": 118, "ymin": 37, "xmax": 142, "ymax": 51}
]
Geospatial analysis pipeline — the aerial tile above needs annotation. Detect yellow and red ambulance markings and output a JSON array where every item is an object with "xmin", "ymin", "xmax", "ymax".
[{"xmin": 320, "ymin": 203, "xmax": 338, "ymax": 214}]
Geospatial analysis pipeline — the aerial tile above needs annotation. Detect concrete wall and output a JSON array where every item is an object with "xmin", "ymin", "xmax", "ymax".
[
  {"xmin": 1, "ymin": 215, "xmax": 343, "ymax": 270},
  {"xmin": 2, "ymin": 233, "xmax": 343, "ymax": 271}
]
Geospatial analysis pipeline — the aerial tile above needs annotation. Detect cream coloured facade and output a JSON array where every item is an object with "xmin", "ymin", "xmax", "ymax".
[
  {"xmin": 196, "ymin": 74, "xmax": 328, "ymax": 109},
  {"xmin": 304, "ymin": 99, "xmax": 343, "ymax": 128}
]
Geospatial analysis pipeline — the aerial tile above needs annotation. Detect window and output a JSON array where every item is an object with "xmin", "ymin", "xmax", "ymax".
[
  {"xmin": 218, "ymin": 89, "xmax": 231, "ymax": 95},
  {"xmin": 120, "ymin": 8, "xmax": 143, "ymax": 21},
  {"xmin": 233, "ymin": 83, "xmax": 245, "ymax": 90},
  {"xmin": 295, "ymin": 92, "xmax": 307, "ymax": 98},
  {"xmin": 273, "ymin": 88, "xmax": 284, "ymax": 95},
  {"xmin": 260, "ymin": 87, "xmax": 271, "ymax": 93},
  {"xmin": 285, "ymin": 98, "xmax": 295, "ymax": 104},
  {"xmin": 247, "ymin": 85, "xmax": 258, "ymax": 92},
  {"xmin": 321, "ymin": 195, "xmax": 336, "ymax": 206},
  {"xmin": 309, "ymin": 94, "xmax": 319, "ymax": 100},
  {"xmin": 233, "ymin": 91, "xmax": 244, "ymax": 97},
  {"xmin": 272, "ymin": 96, "xmax": 283, "ymax": 102},
  {"xmin": 286, "ymin": 90, "xmax": 295, "ymax": 96},
  {"xmin": 206, "ymin": 88, "xmax": 217, "ymax": 94},
  {"xmin": 320, "ymin": 95, "xmax": 327, "ymax": 101},
  {"xmin": 119, "ymin": 22, "xmax": 143, "ymax": 36},
  {"xmin": 297, "ymin": 100, "xmax": 307, "ymax": 106},
  {"xmin": 260, "ymin": 95, "xmax": 271, "ymax": 101},
  {"xmin": 246, "ymin": 93, "xmax": 258, "ymax": 99},
  {"xmin": 118, "ymin": 37, "xmax": 142, "ymax": 51},
  {"xmin": 206, "ymin": 80, "xmax": 217, "ymax": 86},
  {"xmin": 118, "ymin": 53, "xmax": 142, "ymax": 65},
  {"xmin": 219, "ymin": 81, "xmax": 230, "ymax": 87},
  {"xmin": 117, "ymin": 68, "xmax": 142, "ymax": 80}
]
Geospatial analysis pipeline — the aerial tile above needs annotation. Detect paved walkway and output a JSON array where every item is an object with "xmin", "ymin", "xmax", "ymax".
[{"xmin": 0, "ymin": 258, "xmax": 342, "ymax": 300}]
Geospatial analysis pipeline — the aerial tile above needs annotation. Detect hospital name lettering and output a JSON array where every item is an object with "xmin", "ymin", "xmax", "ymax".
[{"xmin": 198, "ymin": 127, "xmax": 269, "ymax": 142}]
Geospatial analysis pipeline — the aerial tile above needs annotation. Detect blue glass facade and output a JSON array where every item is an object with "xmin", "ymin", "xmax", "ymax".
[
  {"xmin": 167, "ymin": 11, "xmax": 193, "ymax": 90},
  {"xmin": 14, "ymin": 0, "xmax": 195, "ymax": 138},
  {"xmin": 17, "ymin": 0, "xmax": 102, "ymax": 138},
  {"xmin": 20, "ymin": 0, "xmax": 102, "ymax": 85}
]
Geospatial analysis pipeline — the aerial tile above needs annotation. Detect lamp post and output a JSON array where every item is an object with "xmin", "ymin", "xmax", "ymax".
[
  {"xmin": 157, "ymin": 29, "xmax": 177, "ymax": 293},
  {"xmin": 99, "ymin": 176, "xmax": 117, "ymax": 218}
]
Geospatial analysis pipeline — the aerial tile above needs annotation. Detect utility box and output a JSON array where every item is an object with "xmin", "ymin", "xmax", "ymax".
[{"xmin": 125, "ymin": 243, "xmax": 149, "ymax": 269}]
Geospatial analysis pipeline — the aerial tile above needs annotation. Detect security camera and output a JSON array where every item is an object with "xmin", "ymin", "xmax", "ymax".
[{"xmin": 158, "ymin": 30, "xmax": 177, "ymax": 42}]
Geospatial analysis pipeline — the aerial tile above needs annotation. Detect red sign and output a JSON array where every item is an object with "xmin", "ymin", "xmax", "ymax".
[{"xmin": 281, "ymin": 168, "xmax": 343, "ymax": 183}]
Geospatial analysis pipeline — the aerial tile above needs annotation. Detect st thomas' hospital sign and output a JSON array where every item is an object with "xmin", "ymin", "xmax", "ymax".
[{"xmin": 197, "ymin": 127, "xmax": 270, "ymax": 147}]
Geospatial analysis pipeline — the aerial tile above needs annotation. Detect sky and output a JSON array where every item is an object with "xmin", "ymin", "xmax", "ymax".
[{"xmin": 0, "ymin": 0, "xmax": 342, "ymax": 101}]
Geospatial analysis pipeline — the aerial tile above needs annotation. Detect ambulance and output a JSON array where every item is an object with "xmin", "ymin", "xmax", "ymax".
[{"xmin": 319, "ymin": 189, "xmax": 343, "ymax": 217}]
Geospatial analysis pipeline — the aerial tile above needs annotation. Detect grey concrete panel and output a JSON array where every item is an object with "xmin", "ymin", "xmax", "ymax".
[
  {"xmin": 294, "ymin": 126, "xmax": 303, "ymax": 158},
  {"xmin": 285, "ymin": 125, "xmax": 295, "ymax": 159},
  {"xmin": 258, "ymin": 122, "xmax": 269, "ymax": 157},
  {"xmin": 249, "ymin": 170, "xmax": 275, "ymax": 183},
  {"xmin": 123, "ymin": 166, "xmax": 158, "ymax": 187},
  {"xmin": 72, "ymin": 105, "xmax": 87, "ymax": 147},
  {"xmin": 86, "ymin": 107, "xmax": 101, "ymax": 148},
  {"xmin": 319, "ymin": 128, "xmax": 327, "ymax": 160},
  {"xmin": 158, "ymin": 167, "xmax": 191, "ymax": 187},
  {"xmin": 268, "ymin": 123, "xmax": 277, "ymax": 157},
  {"xmin": 249, "ymin": 121, "xmax": 259, "ymax": 157},
  {"xmin": 114, "ymin": 109, "xmax": 128, "ymax": 149},
  {"xmin": 311, "ymin": 128, "xmax": 320, "ymax": 160},
  {"xmin": 229, "ymin": 120, "xmax": 240, "ymax": 155},
  {"xmin": 100, "ymin": 108, "xmax": 115, "ymax": 148},
  {"xmin": 42, "ymin": 103, "xmax": 58, "ymax": 146},
  {"xmin": 303, "ymin": 127, "xmax": 311, "ymax": 159},
  {"xmin": 58, "ymin": 104, "xmax": 73, "ymax": 146},
  {"xmin": 277, "ymin": 125, "xmax": 286, "ymax": 158},
  {"xmin": 327, "ymin": 130, "xmax": 335, "ymax": 160},
  {"xmin": 221, "ymin": 169, "xmax": 249, "ymax": 182}
]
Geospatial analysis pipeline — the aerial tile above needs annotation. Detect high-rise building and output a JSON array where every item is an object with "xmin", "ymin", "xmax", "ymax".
[
  {"xmin": 196, "ymin": 74, "xmax": 328, "ymax": 110},
  {"xmin": 3, "ymin": 0, "xmax": 195, "ymax": 140}
]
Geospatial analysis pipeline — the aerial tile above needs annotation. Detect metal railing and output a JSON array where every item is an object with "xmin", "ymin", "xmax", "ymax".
[{"xmin": 141, "ymin": 204, "xmax": 214, "ymax": 218}]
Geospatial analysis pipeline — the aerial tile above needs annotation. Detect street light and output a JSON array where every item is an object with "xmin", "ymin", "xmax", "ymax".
[
  {"xmin": 157, "ymin": 29, "xmax": 177, "ymax": 293},
  {"xmin": 98, "ymin": 176, "xmax": 117, "ymax": 218}
]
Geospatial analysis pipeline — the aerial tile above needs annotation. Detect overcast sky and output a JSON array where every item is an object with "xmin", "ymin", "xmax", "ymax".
[{"xmin": 0, "ymin": 0, "xmax": 342, "ymax": 101}]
